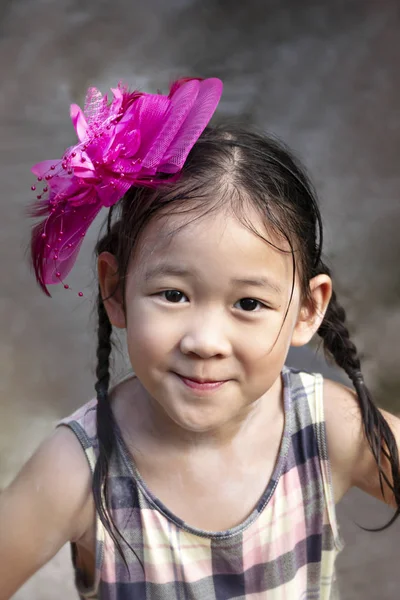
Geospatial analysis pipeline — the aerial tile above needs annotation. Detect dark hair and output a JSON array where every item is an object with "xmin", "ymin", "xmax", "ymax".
[{"xmin": 93, "ymin": 124, "xmax": 400, "ymax": 564}]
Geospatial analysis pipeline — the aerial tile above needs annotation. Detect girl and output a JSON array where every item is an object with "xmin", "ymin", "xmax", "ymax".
[{"xmin": 1, "ymin": 77, "xmax": 399, "ymax": 600}]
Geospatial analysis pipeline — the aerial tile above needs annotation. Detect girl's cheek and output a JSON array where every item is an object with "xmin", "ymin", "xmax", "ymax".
[
  {"xmin": 237, "ymin": 334, "xmax": 278, "ymax": 364},
  {"xmin": 126, "ymin": 299, "xmax": 183, "ymax": 345},
  {"xmin": 238, "ymin": 313, "xmax": 288, "ymax": 354},
  {"xmin": 236, "ymin": 315, "xmax": 297, "ymax": 370}
]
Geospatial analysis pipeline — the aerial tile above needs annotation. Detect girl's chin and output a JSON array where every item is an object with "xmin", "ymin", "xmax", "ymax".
[
  {"xmin": 170, "ymin": 415, "xmax": 230, "ymax": 435},
  {"xmin": 164, "ymin": 398, "xmax": 243, "ymax": 435}
]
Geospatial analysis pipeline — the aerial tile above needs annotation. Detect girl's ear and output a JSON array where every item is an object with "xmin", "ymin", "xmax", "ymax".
[
  {"xmin": 97, "ymin": 251, "xmax": 126, "ymax": 329},
  {"xmin": 290, "ymin": 274, "xmax": 332, "ymax": 347}
]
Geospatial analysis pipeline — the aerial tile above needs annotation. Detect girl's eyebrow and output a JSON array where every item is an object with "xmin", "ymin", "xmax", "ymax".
[
  {"xmin": 231, "ymin": 277, "xmax": 282, "ymax": 294},
  {"xmin": 144, "ymin": 264, "xmax": 192, "ymax": 281},
  {"xmin": 144, "ymin": 263, "xmax": 282, "ymax": 294}
]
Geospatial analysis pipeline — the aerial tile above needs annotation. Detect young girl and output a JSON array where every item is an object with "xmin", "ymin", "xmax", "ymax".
[{"xmin": 1, "ymin": 77, "xmax": 399, "ymax": 600}]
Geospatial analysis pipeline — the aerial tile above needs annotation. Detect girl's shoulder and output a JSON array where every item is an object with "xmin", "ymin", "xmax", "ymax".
[
  {"xmin": 58, "ymin": 397, "xmax": 99, "ymax": 449},
  {"xmin": 0, "ymin": 423, "xmax": 94, "ymax": 597},
  {"xmin": 57, "ymin": 377, "xmax": 138, "ymax": 465},
  {"xmin": 323, "ymin": 377, "xmax": 400, "ymax": 506},
  {"xmin": 322, "ymin": 378, "xmax": 361, "ymax": 502},
  {"xmin": 59, "ymin": 396, "xmax": 98, "ymax": 426}
]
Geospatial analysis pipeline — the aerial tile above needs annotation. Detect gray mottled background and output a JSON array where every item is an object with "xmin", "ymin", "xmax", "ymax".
[{"xmin": 1, "ymin": 0, "xmax": 400, "ymax": 598}]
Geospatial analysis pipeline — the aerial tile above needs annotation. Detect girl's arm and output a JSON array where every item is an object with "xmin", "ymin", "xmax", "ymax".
[
  {"xmin": 0, "ymin": 426, "xmax": 93, "ymax": 600},
  {"xmin": 324, "ymin": 378, "xmax": 400, "ymax": 507}
]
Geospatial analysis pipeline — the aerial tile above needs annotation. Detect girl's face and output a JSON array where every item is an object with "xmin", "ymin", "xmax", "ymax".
[{"xmin": 102, "ymin": 204, "xmax": 329, "ymax": 435}]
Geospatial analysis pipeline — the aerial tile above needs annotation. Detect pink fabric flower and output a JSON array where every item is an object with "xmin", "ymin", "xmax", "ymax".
[{"xmin": 29, "ymin": 78, "xmax": 223, "ymax": 295}]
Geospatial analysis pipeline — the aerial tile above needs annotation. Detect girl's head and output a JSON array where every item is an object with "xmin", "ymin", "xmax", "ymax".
[{"xmin": 97, "ymin": 125, "xmax": 332, "ymax": 432}]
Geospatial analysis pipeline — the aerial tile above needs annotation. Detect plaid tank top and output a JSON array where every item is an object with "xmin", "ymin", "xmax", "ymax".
[{"xmin": 59, "ymin": 367, "xmax": 343, "ymax": 599}]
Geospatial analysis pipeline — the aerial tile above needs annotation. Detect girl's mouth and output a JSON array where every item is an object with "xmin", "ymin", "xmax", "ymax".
[{"xmin": 174, "ymin": 373, "xmax": 228, "ymax": 393}]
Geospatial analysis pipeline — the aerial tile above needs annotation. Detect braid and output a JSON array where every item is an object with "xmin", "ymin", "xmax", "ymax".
[
  {"xmin": 317, "ymin": 282, "xmax": 400, "ymax": 529},
  {"xmin": 317, "ymin": 288, "xmax": 361, "ymax": 377},
  {"xmin": 94, "ymin": 291, "xmax": 112, "ymax": 398},
  {"xmin": 92, "ymin": 288, "xmax": 144, "ymax": 571}
]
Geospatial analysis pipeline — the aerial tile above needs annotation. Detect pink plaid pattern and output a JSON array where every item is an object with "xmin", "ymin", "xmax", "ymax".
[{"xmin": 58, "ymin": 367, "xmax": 343, "ymax": 599}]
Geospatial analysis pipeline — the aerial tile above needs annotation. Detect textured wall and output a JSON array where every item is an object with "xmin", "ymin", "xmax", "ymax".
[{"xmin": 1, "ymin": 1, "xmax": 399, "ymax": 598}]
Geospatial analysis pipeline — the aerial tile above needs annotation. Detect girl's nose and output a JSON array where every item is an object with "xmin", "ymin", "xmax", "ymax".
[{"xmin": 179, "ymin": 314, "xmax": 232, "ymax": 359}]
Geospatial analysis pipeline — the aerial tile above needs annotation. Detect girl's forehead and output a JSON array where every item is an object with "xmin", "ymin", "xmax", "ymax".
[{"xmin": 131, "ymin": 205, "xmax": 293, "ymax": 280}]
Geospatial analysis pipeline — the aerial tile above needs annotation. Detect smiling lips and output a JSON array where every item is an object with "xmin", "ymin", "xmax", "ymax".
[{"xmin": 175, "ymin": 373, "xmax": 229, "ymax": 392}]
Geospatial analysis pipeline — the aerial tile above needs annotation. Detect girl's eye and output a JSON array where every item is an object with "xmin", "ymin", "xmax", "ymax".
[
  {"xmin": 161, "ymin": 290, "xmax": 187, "ymax": 303},
  {"xmin": 235, "ymin": 298, "xmax": 265, "ymax": 312}
]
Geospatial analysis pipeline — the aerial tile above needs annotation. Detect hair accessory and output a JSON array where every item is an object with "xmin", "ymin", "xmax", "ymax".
[{"xmin": 29, "ymin": 77, "xmax": 223, "ymax": 295}]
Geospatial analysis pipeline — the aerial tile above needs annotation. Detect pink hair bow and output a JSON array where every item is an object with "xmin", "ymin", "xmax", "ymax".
[{"xmin": 29, "ymin": 77, "xmax": 223, "ymax": 295}]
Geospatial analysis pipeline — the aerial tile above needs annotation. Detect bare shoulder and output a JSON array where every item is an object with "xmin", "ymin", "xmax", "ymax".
[
  {"xmin": 0, "ymin": 425, "xmax": 94, "ymax": 599},
  {"xmin": 322, "ymin": 378, "xmax": 363, "ymax": 502},
  {"xmin": 323, "ymin": 377, "xmax": 400, "ymax": 506}
]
